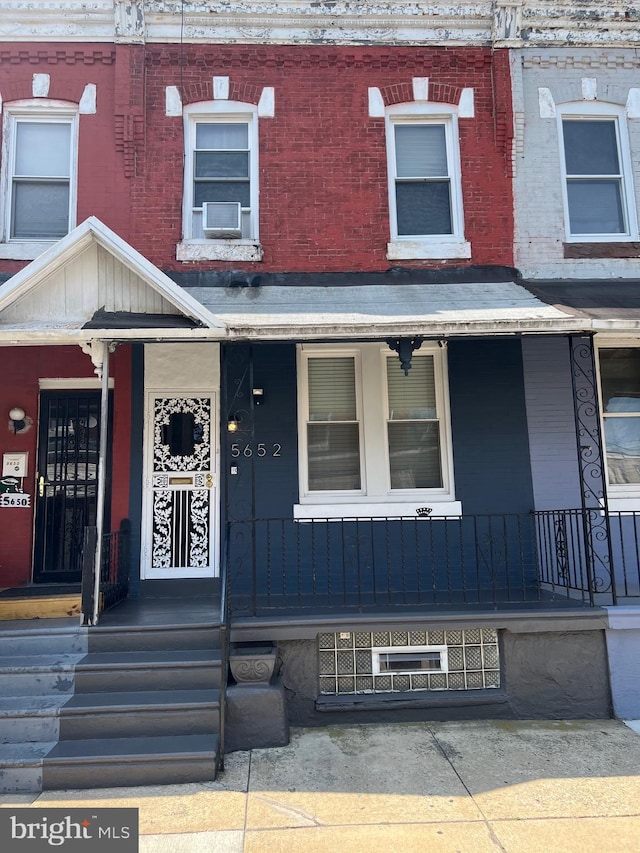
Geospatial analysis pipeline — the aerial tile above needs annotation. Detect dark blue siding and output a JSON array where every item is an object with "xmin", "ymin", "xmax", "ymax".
[
  {"xmin": 222, "ymin": 344, "xmax": 300, "ymax": 600},
  {"xmin": 222, "ymin": 343, "xmax": 299, "ymax": 521},
  {"xmin": 448, "ymin": 338, "xmax": 534, "ymax": 515},
  {"xmin": 223, "ymin": 339, "xmax": 542, "ymax": 613}
]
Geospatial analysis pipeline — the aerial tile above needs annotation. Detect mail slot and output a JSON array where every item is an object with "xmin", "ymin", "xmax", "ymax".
[{"xmin": 169, "ymin": 476, "xmax": 194, "ymax": 486}]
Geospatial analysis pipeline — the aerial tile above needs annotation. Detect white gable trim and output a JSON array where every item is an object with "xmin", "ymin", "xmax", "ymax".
[{"xmin": 0, "ymin": 217, "xmax": 226, "ymax": 332}]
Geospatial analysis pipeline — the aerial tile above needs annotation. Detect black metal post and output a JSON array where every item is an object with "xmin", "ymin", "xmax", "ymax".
[{"xmin": 569, "ymin": 335, "xmax": 615, "ymax": 604}]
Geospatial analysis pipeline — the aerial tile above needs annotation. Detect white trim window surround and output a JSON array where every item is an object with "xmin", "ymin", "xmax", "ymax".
[
  {"xmin": 177, "ymin": 101, "xmax": 262, "ymax": 262},
  {"xmin": 0, "ymin": 101, "xmax": 78, "ymax": 260},
  {"xmin": 294, "ymin": 342, "xmax": 460, "ymax": 520},
  {"xmin": 385, "ymin": 103, "xmax": 470, "ymax": 261},
  {"xmin": 598, "ymin": 345, "xmax": 640, "ymax": 508},
  {"xmin": 372, "ymin": 645, "xmax": 449, "ymax": 675},
  {"xmin": 558, "ymin": 104, "xmax": 639, "ymax": 243}
]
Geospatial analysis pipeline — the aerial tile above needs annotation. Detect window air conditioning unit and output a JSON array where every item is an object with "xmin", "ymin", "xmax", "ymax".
[{"xmin": 202, "ymin": 201, "xmax": 242, "ymax": 238}]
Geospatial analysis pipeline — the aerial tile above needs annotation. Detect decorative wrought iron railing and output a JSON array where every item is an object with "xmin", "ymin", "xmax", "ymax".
[
  {"xmin": 226, "ymin": 511, "xmax": 640, "ymax": 616},
  {"xmin": 81, "ymin": 520, "xmax": 131, "ymax": 624}
]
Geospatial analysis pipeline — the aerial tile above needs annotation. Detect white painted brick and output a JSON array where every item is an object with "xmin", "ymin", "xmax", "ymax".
[
  {"xmin": 514, "ymin": 48, "xmax": 640, "ymax": 279},
  {"xmin": 32, "ymin": 73, "xmax": 50, "ymax": 97}
]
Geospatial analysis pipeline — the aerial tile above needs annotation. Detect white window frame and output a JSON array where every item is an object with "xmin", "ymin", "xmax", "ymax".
[
  {"xmin": 177, "ymin": 101, "xmax": 261, "ymax": 262},
  {"xmin": 0, "ymin": 100, "xmax": 78, "ymax": 260},
  {"xmin": 596, "ymin": 339, "xmax": 640, "ymax": 511},
  {"xmin": 294, "ymin": 342, "xmax": 460, "ymax": 519},
  {"xmin": 372, "ymin": 645, "xmax": 449, "ymax": 675},
  {"xmin": 557, "ymin": 103, "xmax": 639, "ymax": 243},
  {"xmin": 385, "ymin": 102, "xmax": 470, "ymax": 261}
]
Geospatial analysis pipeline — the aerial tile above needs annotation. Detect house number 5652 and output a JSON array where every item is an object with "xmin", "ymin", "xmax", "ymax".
[{"xmin": 230, "ymin": 443, "xmax": 281, "ymax": 458}]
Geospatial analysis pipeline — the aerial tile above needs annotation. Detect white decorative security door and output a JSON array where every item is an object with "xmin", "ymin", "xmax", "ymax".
[{"xmin": 143, "ymin": 395, "xmax": 217, "ymax": 578}]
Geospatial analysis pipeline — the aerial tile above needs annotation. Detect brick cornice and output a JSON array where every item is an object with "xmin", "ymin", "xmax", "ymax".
[
  {"xmin": 0, "ymin": 47, "xmax": 114, "ymax": 64},
  {"xmin": 147, "ymin": 46, "xmax": 493, "ymax": 72}
]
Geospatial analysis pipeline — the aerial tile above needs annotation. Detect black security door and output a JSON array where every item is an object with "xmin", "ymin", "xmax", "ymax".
[{"xmin": 34, "ymin": 391, "xmax": 110, "ymax": 584}]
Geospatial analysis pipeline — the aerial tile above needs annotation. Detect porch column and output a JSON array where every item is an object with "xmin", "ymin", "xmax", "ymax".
[
  {"xmin": 569, "ymin": 334, "xmax": 615, "ymax": 603},
  {"xmin": 80, "ymin": 339, "xmax": 113, "ymax": 624}
]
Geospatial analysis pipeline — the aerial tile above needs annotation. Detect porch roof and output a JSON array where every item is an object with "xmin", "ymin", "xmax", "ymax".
[
  {"xmin": 185, "ymin": 280, "xmax": 588, "ymax": 340},
  {"xmin": 521, "ymin": 280, "xmax": 640, "ymax": 334},
  {"xmin": 0, "ymin": 218, "xmax": 227, "ymax": 344}
]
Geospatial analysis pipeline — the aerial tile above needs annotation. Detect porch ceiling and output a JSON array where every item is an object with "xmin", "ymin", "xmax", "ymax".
[{"xmin": 186, "ymin": 280, "xmax": 590, "ymax": 340}]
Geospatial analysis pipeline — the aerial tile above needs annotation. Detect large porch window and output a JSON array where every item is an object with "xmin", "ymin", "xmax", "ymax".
[{"xmin": 297, "ymin": 343, "xmax": 457, "ymax": 517}]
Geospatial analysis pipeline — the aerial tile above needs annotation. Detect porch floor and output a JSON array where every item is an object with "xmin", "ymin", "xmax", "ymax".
[
  {"xmin": 98, "ymin": 595, "xmax": 220, "ymax": 628},
  {"xmin": 97, "ymin": 579, "xmax": 221, "ymax": 628}
]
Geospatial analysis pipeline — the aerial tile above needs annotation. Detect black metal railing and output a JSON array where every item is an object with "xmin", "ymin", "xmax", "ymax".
[
  {"xmin": 226, "ymin": 513, "xmax": 583, "ymax": 616},
  {"xmin": 226, "ymin": 510, "xmax": 640, "ymax": 617},
  {"xmin": 217, "ymin": 513, "xmax": 231, "ymax": 774},
  {"xmin": 80, "ymin": 520, "xmax": 131, "ymax": 624},
  {"xmin": 99, "ymin": 519, "xmax": 131, "ymax": 613},
  {"xmin": 608, "ymin": 511, "xmax": 640, "ymax": 601}
]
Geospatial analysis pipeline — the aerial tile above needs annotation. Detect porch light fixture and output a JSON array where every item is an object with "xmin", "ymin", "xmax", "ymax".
[
  {"xmin": 227, "ymin": 415, "xmax": 241, "ymax": 433},
  {"xmin": 9, "ymin": 407, "xmax": 26, "ymax": 434}
]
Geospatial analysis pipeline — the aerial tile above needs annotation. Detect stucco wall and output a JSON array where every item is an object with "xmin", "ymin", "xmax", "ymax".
[{"xmin": 276, "ymin": 627, "xmax": 611, "ymax": 725}]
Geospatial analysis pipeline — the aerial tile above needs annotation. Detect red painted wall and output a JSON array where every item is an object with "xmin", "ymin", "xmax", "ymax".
[{"xmin": 0, "ymin": 346, "xmax": 132, "ymax": 588}]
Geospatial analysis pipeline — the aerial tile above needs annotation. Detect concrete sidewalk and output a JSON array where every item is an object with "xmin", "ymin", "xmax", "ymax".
[{"xmin": 2, "ymin": 720, "xmax": 640, "ymax": 852}]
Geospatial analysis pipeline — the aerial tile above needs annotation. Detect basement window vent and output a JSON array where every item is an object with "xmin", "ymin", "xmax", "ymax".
[
  {"xmin": 373, "ymin": 646, "xmax": 448, "ymax": 675},
  {"xmin": 318, "ymin": 629, "xmax": 500, "ymax": 694}
]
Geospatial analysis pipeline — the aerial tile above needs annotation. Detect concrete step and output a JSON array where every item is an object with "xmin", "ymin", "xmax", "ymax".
[
  {"xmin": 0, "ymin": 741, "xmax": 57, "ymax": 794},
  {"xmin": 0, "ymin": 696, "xmax": 66, "ymax": 743},
  {"xmin": 0, "ymin": 615, "xmax": 224, "ymax": 792},
  {"xmin": 74, "ymin": 649, "xmax": 222, "ymax": 692},
  {"xmin": 0, "ymin": 654, "xmax": 82, "ymax": 696},
  {"xmin": 43, "ymin": 734, "xmax": 219, "ymax": 790},
  {"xmin": 88, "ymin": 623, "xmax": 221, "ymax": 653},
  {"xmin": 59, "ymin": 689, "xmax": 221, "ymax": 740},
  {"xmin": 0, "ymin": 621, "xmax": 87, "ymax": 656}
]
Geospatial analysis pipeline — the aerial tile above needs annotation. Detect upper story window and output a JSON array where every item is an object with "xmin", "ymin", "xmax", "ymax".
[
  {"xmin": 559, "ymin": 105, "xmax": 638, "ymax": 242},
  {"xmin": 393, "ymin": 123, "xmax": 452, "ymax": 236},
  {"xmin": 385, "ymin": 103, "xmax": 469, "ymax": 261},
  {"xmin": 1, "ymin": 102, "xmax": 78, "ymax": 254},
  {"xmin": 598, "ymin": 347, "xmax": 640, "ymax": 496},
  {"xmin": 178, "ymin": 101, "xmax": 261, "ymax": 262},
  {"xmin": 295, "ymin": 343, "xmax": 459, "ymax": 519}
]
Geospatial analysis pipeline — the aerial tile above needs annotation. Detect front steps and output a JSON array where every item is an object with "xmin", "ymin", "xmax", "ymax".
[{"xmin": 0, "ymin": 619, "xmax": 223, "ymax": 793}]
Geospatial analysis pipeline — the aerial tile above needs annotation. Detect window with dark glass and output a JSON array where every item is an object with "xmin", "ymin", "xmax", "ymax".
[
  {"xmin": 562, "ymin": 119, "xmax": 626, "ymax": 236},
  {"xmin": 11, "ymin": 120, "xmax": 72, "ymax": 240},
  {"xmin": 394, "ymin": 124, "xmax": 452, "ymax": 236}
]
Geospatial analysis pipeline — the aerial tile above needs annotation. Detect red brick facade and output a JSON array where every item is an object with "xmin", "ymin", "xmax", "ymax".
[
  {"xmin": 0, "ymin": 44, "xmax": 514, "ymax": 275},
  {"xmin": 0, "ymin": 43, "xmax": 514, "ymax": 586}
]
